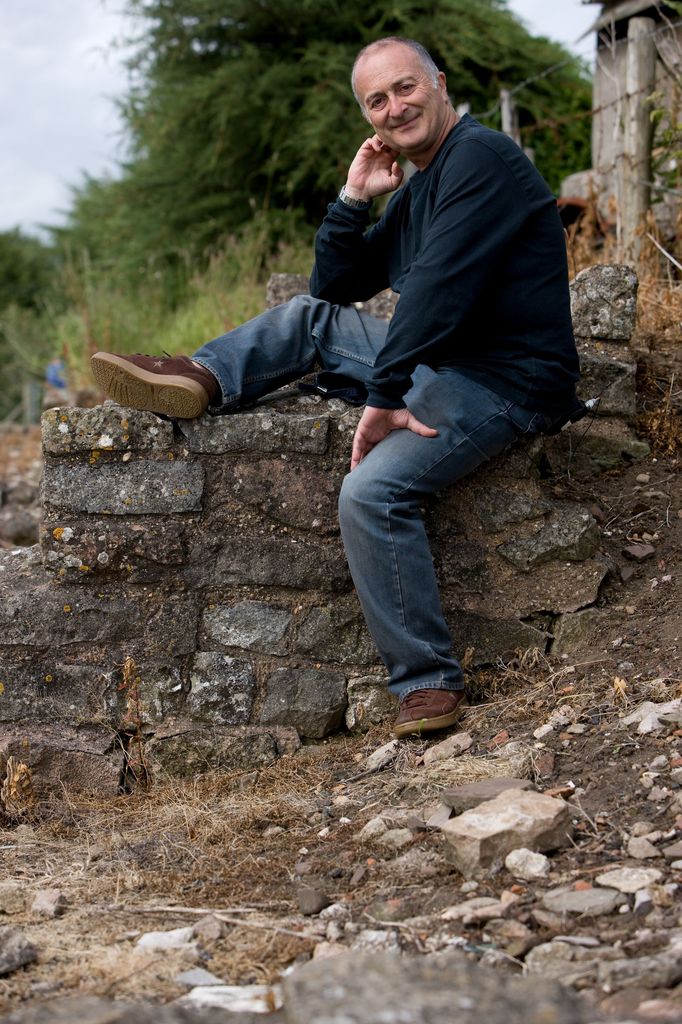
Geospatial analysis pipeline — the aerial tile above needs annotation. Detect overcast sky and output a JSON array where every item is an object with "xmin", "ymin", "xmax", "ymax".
[{"xmin": 1, "ymin": 0, "xmax": 598, "ymax": 239}]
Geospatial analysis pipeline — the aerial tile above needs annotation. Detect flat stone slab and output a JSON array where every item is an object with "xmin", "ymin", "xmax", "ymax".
[
  {"xmin": 541, "ymin": 886, "xmax": 626, "ymax": 916},
  {"xmin": 0, "ymin": 724, "xmax": 122, "ymax": 797},
  {"xmin": 283, "ymin": 950, "xmax": 597, "ymax": 1023},
  {"xmin": 145, "ymin": 723, "xmax": 300, "ymax": 778},
  {"xmin": 179, "ymin": 411, "xmax": 330, "ymax": 455},
  {"xmin": 440, "ymin": 778, "xmax": 535, "ymax": 813},
  {"xmin": 0, "ymin": 995, "xmax": 277, "ymax": 1022},
  {"xmin": 42, "ymin": 461, "xmax": 205, "ymax": 515},
  {"xmin": 42, "ymin": 406, "xmax": 174, "ymax": 454},
  {"xmin": 595, "ymin": 866, "xmax": 663, "ymax": 893}
]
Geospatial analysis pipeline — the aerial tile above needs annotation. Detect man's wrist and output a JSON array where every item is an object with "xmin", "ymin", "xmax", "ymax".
[{"xmin": 338, "ymin": 185, "xmax": 372, "ymax": 209}]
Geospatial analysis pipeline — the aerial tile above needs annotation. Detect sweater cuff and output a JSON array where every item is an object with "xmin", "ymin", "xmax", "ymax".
[{"xmin": 365, "ymin": 390, "xmax": 406, "ymax": 410}]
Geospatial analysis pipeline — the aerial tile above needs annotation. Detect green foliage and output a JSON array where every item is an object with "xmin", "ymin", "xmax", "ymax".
[
  {"xmin": 59, "ymin": 0, "xmax": 592, "ymax": 279},
  {"xmin": 0, "ymin": 230, "xmax": 61, "ymax": 419},
  {"xmin": 0, "ymin": 229, "xmax": 58, "ymax": 312}
]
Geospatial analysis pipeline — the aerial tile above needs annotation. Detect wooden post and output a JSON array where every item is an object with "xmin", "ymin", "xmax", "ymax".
[
  {"xmin": 500, "ymin": 89, "xmax": 521, "ymax": 146},
  {"xmin": 617, "ymin": 16, "xmax": 657, "ymax": 261}
]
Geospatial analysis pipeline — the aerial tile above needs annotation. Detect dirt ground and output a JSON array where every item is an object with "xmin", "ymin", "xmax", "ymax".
[{"xmin": 1, "ymin": 340, "xmax": 681, "ymax": 1020}]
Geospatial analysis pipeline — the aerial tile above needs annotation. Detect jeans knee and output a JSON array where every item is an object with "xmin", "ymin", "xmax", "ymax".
[
  {"xmin": 338, "ymin": 470, "xmax": 368, "ymax": 533},
  {"xmin": 338, "ymin": 467, "xmax": 387, "ymax": 537}
]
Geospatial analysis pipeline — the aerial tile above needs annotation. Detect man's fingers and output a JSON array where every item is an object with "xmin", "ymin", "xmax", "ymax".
[
  {"xmin": 350, "ymin": 407, "xmax": 439, "ymax": 471},
  {"xmin": 405, "ymin": 412, "xmax": 439, "ymax": 437}
]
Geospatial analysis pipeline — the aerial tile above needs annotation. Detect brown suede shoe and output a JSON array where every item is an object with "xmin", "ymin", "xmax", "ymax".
[
  {"xmin": 90, "ymin": 352, "xmax": 219, "ymax": 419},
  {"xmin": 394, "ymin": 688, "xmax": 468, "ymax": 739}
]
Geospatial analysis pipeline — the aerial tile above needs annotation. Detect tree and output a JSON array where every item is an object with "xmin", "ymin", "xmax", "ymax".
[
  {"xmin": 59, "ymin": 0, "xmax": 592, "ymax": 281},
  {"xmin": 0, "ymin": 230, "xmax": 60, "ymax": 419},
  {"xmin": 0, "ymin": 229, "xmax": 58, "ymax": 312}
]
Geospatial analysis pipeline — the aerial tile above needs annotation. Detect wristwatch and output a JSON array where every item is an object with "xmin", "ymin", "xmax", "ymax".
[{"xmin": 338, "ymin": 186, "xmax": 372, "ymax": 209}]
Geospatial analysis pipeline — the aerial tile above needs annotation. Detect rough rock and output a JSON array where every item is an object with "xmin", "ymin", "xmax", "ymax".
[
  {"xmin": 41, "ymin": 460, "xmax": 205, "ymax": 515},
  {"xmin": 187, "ymin": 654, "xmax": 256, "ymax": 724},
  {"xmin": 524, "ymin": 939, "xmax": 618, "ymax": 987},
  {"xmin": 296, "ymin": 885, "xmax": 331, "ymax": 916},
  {"xmin": 541, "ymin": 886, "xmax": 626, "ymax": 916},
  {"xmin": 357, "ymin": 815, "xmax": 389, "ymax": 840},
  {"xmin": 40, "ymin": 516, "xmax": 191, "ymax": 581},
  {"xmin": 551, "ymin": 608, "xmax": 602, "ymax": 655},
  {"xmin": 363, "ymin": 740, "xmax": 400, "ymax": 773},
  {"xmin": 576, "ymin": 339, "xmax": 637, "ymax": 420},
  {"xmin": 265, "ymin": 273, "xmax": 310, "ymax": 308},
  {"xmin": 497, "ymin": 505, "xmax": 600, "ymax": 571},
  {"xmin": 421, "ymin": 732, "xmax": 473, "ymax": 765},
  {"xmin": 441, "ymin": 789, "xmax": 571, "ymax": 878},
  {"xmin": 622, "ymin": 699, "xmax": 682, "ymax": 734},
  {"xmin": 504, "ymin": 847, "xmax": 551, "ymax": 880},
  {"xmin": 440, "ymin": 778, "xmax": 535, "ymax": 814},
  {"xmin": 202, "ymin": 602, "xmax": 291, "ymax": 655},
  {"xmin": 627, "ymin": 836, "xmax": 662, "ymax": 859},
  {"xmin": 0, "ymin": 996, "xmax": 272, "ymax": 1023},
  {"xmin": 42, "ymin": 406, "xmax": 174, "ymax": 454},
  {"xmin": 175, "ymin": 968, "xmax": 224, "ymax": 987},
  {"xmin": 176, "ymin": 984, "xmax": 283, "ymax": 1013},
  {"xmin": 541, "ymin": 417, "xmax": 649, "ymax": 478},
  {"xmin": 595, "ymin": 866, "xmax": 664, "ymax": 893},
  {"xmin": 260, "ymin": 668, "xmax": 346, "ymax": 739},
  {"xmin": 0, "ymin": 926, "xmax": 38, "ymax": 976},
  {"xmin": 597, "ymin": 948, "xmax": 682, "ymax": 992},
  {"xmin": 294, "ymin": 600, "xmax": 377, "ymax": 665},
  {"xmin": 569, "ymin": 263, "xmax": 638, "ymax": 341},
  {"xmin": 0, "ymin": 724, "xmax": 122, "ymax": 797},
  {"xmin": 377, "ymin": 828, "xmax": 413, "ymax": 851},
  {"xmin": 193, "ymin": 529, "xmax": 349, "ymax": 591},
  {"xmin": 0, "ymin": 881, "xmax": 26, "ymax": 915},
  {"xmin": 178, "ymin": 410, "xmax": 329, "ymax": 455},
  {"xmin": 136, "ymin": 926, "xmax": 199, "ymax": 956},
  {"xmin": 145, "ymin": 724, "xmax": 298, "ymax": 777},
  {"xmin": 31, "ymin": 889, "xmax": 68, "ymax": 918},
  {"xmin": 282, "ymin": 951, "xmax": 598, "ymax": 1023},
  {"xmin": 345, "ymin": 676, "xmax": 398, "ymax": 732},
  {"xmin": 662, "ymin": 839, "xmax": 682, "ymax": 860}
]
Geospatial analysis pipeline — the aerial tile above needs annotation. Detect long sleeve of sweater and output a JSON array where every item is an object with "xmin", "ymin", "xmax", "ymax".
[{"xmin": 310, "ymin": 116, "xmax": 577, "ymax": 414}]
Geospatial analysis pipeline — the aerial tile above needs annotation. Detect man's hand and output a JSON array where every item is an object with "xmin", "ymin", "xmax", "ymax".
[
  {"xmin": 345, "ymin": 135, "xmax": 404, "ymax": 201},
  {"xmin": 351, "ymin": 406, "xmax": 438, "ymax": 470}
]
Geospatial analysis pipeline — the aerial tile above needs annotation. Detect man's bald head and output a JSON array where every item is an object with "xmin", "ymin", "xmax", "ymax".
[{"xmin": 351, "ymin": 37, "xmax": 440, "ymax": 114}]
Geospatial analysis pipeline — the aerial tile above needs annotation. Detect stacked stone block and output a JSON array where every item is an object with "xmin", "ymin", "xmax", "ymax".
[{"xmin": 0, "ymin": 264, "xmax": 647, "ymax": 790}]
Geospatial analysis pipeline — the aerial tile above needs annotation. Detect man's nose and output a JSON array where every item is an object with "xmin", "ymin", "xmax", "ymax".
[{"xmin": 387, "ymin": 93, "xmax": 407, "ymax": 118}]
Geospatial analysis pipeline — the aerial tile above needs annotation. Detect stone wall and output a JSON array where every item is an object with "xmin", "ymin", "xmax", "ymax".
[{"xmin": 0, "ymin": 264, "xmax": 647, "ymax": 792}]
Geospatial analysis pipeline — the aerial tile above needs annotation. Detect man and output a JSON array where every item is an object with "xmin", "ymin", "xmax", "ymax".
[{"xmin": 91, "ymin": 37, "xmax": 580, "ymax": 739}]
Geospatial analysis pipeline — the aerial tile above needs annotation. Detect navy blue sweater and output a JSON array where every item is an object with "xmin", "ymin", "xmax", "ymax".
[{"xmin": 310, "ymin": 114, "xmax": 579, "ymax": 413}]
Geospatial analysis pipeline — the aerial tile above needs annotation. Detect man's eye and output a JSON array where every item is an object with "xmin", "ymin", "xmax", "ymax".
[
  {"xmin": 369, "ymin": 97, "xmax": 386, "ymax": 110},
  {"xmin": 398, "ymin": 83, "xmax": 415, "ymax": 94}
]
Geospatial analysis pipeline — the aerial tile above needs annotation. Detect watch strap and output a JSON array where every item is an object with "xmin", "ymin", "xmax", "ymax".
[{"xmin": 338, "ymin": 186, "xmax": 372, "ymax": 209}]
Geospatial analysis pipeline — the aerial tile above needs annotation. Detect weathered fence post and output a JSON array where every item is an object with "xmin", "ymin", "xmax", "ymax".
[
  {"xmin": 500, "ymin": 88, "xmax": 521, "ymax": 146},
  {"xmin": 617, "ymin": 16, "xmax": 657, "ymax": 261}
]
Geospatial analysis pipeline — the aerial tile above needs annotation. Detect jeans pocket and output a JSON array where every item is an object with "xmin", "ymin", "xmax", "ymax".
[{"xmin": 506, "ymin": 404, "xmax": 553, "ymax": 436}]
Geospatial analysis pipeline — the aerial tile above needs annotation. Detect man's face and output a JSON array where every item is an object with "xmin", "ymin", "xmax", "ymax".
[{"xmin": 353, "ymin": 43, "xmax": 452, "ymax": 166}]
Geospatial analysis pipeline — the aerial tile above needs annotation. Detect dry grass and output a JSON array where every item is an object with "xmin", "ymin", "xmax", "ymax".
[{"xmin": 567, "ymin": 205, "xmax": 682, "ymax": 456}]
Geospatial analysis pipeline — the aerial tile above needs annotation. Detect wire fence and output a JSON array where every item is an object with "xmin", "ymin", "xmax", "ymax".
[{"xmin": 472, "ymin": 15, "xmax": 682, "ymax": 131}]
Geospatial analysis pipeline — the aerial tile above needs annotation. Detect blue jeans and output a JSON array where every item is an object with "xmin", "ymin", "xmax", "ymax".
[{"xmin": 193, "ymin": 295, "xmax": 548, "ymax": 699}]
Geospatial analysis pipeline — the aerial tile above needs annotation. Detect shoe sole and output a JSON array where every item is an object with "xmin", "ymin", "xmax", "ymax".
[
  {"xmin": 91, "ymin": 353, "xmax": 209, "ymax": 419},
  {"xmin": 394, "ymin": 697, "xmax": 469, "ymax": 739}
]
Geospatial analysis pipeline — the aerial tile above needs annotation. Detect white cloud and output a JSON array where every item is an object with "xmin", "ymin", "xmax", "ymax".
[
  {"xmin": 0, "ymin": 0, "xmax": 598, "ymax": 239},
  {"xmin": 0, "ymin": 0, "xmax": 130, "ymax": 236}
]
